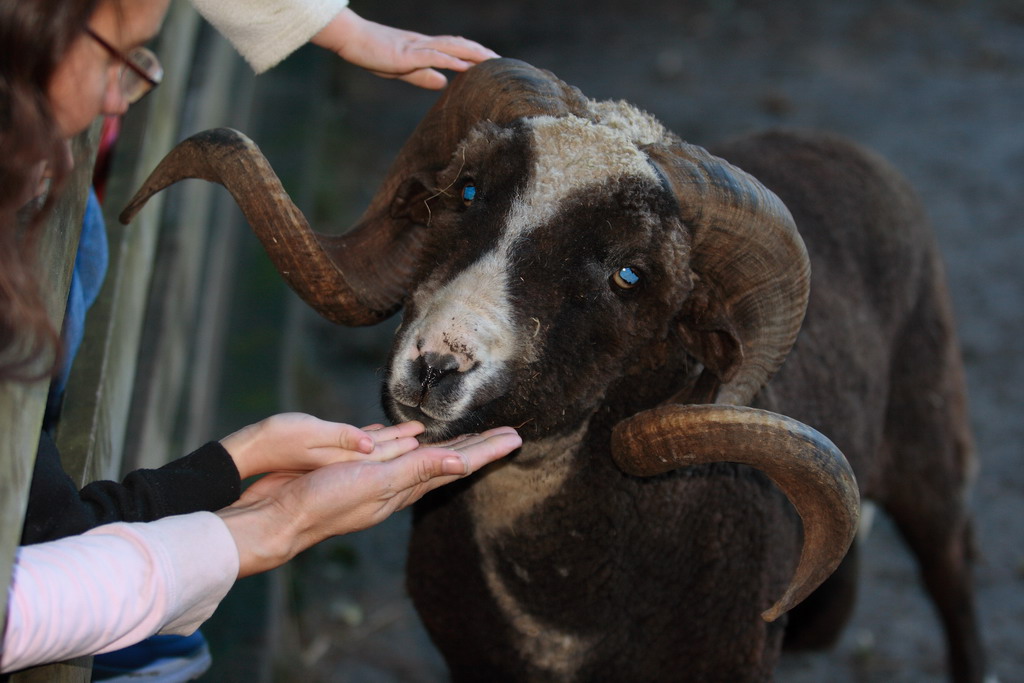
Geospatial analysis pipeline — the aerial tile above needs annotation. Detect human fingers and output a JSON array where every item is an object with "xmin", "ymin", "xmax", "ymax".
[
  {"xmin": 416, "ymin": 428, "xmax": 522, "ymax": 480},
  {"xmin": 237, "ymin": 413, "xmax": 374, "ymax": 455},
  {"xmin": 366, "ymin": 435, "xmax": 422, "ymax": 461},
  {"xmin": 419, "ymin": 35, "xmax": 500, "ymax": 64},
  {"xmin": 344, "ymin": 428, "xmax": 520, "ymax": 523},
  {"xmin": 373, "ymin": 38, "xmax": 496, "ymax": 89},
  {"xmin": 405, "ymin": 46, "xmax": 475, "ymax": 74},
  {"xmin": 363, "ymin": 421, "xmax": 425, "ymax": 442},
  {"xmin": 225, "ymin": 414, "xmax": 383, "ymax": 478},
  {"xmin": 380, "ymin": 67, "xmax": 449, "ymax": 90},
  {"xmin": 352, "ymin": 421, "xmax": 423, "ymax": 460},
  {"xmin": 359, "ymin": 424, "xmax": 517, "ymax": 464},
  {"xmin": 426, "ymin": 426, "xmax": 521, "ymax": 449},
  {"xmin": 280, "ymin": 416, "xmax": 376, "ymax": 462},
  {"xmin": 331, "ymin": 421, "xmax": 376, "ymax": 455}
]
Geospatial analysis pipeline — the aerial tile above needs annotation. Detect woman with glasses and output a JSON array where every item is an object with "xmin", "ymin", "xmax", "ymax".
[{"xmin": 1, "ymin": 0, "xmax": 519, "ymax": 674}]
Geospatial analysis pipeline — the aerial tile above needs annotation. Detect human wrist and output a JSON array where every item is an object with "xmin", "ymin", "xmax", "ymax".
[
  {"xmin": 215, "ymin": 499, "xmax": 302, "ymax": 578},
  {"xmin": 310, "ymin": 7, "xmax": 361, "ymax": 53}
]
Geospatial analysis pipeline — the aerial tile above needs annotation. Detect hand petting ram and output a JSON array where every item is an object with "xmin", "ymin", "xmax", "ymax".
[{"xmin": 122, "ymin": 58, "xmax": 986, "ymax": 683}]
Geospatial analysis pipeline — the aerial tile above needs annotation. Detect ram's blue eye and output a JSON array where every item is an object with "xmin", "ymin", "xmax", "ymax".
[
  {"xmin": 461, "ymin": 183, "xmax": 476, "ymax": 205},
  {"xmin": 612, "ymin": 267, "xmax": 641, "ymax": 289}
]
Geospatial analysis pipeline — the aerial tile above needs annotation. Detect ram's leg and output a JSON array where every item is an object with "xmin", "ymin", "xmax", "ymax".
[
  {"xmin": 879, "ymin": 274, "xmax": 987, "ymax": 683},
  {"xmin": 888, "ymin": 503, "xmax": 984, "ymax": 683}
]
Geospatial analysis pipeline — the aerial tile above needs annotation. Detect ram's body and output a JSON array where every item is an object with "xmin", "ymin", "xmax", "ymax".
[
  {"xmin": 395, "ymin": 127, "xmax": 978, "ymax": 681},
  {"xmin": 122, "ymin": 59, "xmax": 983, "ymax": 682}
]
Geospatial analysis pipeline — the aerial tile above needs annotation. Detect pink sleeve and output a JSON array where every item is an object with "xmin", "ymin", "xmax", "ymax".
[{"xmin": 1, "ymin": 511, "xmax": 239, "ymax": 673}]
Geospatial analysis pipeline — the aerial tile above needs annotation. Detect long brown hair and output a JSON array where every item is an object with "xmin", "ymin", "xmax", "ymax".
[{"xmin": 0, "ymin": 0, "xmax": 100, "ymax": 382}]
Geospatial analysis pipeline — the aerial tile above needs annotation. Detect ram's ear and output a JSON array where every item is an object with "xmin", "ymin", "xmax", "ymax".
[
  {"xmin": 390, "ymin": 174, "xmax": 438, "ymax": 226},
  {"xmin": 648, "ymin": 140, "xmax": 809, "ymax": 406},
  {"xmin": 676, "ymin": 276, "xmax": 745, "ymax": 393}
]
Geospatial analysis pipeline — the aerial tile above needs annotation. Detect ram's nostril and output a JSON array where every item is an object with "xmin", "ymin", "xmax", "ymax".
[{"xmin": 418, "ymin": 352, "xmax": 460, "ymax": 389}]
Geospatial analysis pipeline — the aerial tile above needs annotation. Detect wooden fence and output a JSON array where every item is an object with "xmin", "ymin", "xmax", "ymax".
[{"xmin": 0, "ymin": 2, "xmax": 259, "ymax": 679}]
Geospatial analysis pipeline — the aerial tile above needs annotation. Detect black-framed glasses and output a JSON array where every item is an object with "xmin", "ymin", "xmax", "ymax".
[{"xmin": 85, "ymin": 27, "xmax": 163, "ymax": 104}]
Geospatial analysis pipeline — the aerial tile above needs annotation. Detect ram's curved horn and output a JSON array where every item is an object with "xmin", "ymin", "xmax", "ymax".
[
  {"xmin": 611, "ymin": 404, "xmax": 860, "ymax": 621},
  {"xmin": 646, "ymin": 141, "xmax": 810, "ymax": 406},
  {"xmin": 120, "ymin": 59, "xmax": 585, "ymax": 326},
  {"xmin": 120, "ymin": 128, "xmax": 401, "ymax": 325}
]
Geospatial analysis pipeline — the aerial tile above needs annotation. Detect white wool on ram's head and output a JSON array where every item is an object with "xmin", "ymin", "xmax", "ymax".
[{"xmin": 518, "ymin": 106, "xmax": 666, "ymax": 222}]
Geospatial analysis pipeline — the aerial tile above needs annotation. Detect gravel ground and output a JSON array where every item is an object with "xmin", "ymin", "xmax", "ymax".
[{"xmin": 252, "ymin": 1, "xmax": 1024, "ymax": 680}]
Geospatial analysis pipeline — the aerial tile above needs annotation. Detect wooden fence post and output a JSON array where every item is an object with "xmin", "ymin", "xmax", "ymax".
[
  {"xmin": 0, "ymin": 126, "xmax": 99, "ymax": 683},
  {"xmin": 1, "ymin": 1, "xmax": 250, "ymax": 679}
]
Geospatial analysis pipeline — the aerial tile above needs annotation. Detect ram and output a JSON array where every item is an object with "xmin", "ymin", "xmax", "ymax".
[{"xmin": 122, "ymin": 59, "xmax": 985, "ymax": 682}]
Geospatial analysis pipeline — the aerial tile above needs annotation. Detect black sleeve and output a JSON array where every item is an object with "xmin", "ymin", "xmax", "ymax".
[{"xmin": 20, "ymin": 431, "xmax": 242, "ymax": 545}]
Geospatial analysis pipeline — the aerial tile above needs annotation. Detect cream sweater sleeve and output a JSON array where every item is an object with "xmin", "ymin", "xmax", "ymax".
[
  {"xmin": 1, "ymin": 512, "xmax": 239, "ymax": 673},
  {"xmin": 191, "ymin": 0, "xmax": 350, "ymax": 73}
]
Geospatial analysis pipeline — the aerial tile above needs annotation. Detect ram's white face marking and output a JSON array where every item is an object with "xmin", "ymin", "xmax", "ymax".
[
  {"xmin": 388, "ymin": 107, "xmax": 666, "ymax": 430},
  {"xmin": 390, "ymin": 251, "xmax": 519, "ymax": 421}
]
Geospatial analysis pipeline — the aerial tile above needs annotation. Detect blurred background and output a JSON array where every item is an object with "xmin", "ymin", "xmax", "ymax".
[{"xmin": 117, "ymin": 0, "xmax": 1023, "ymax": 680}]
